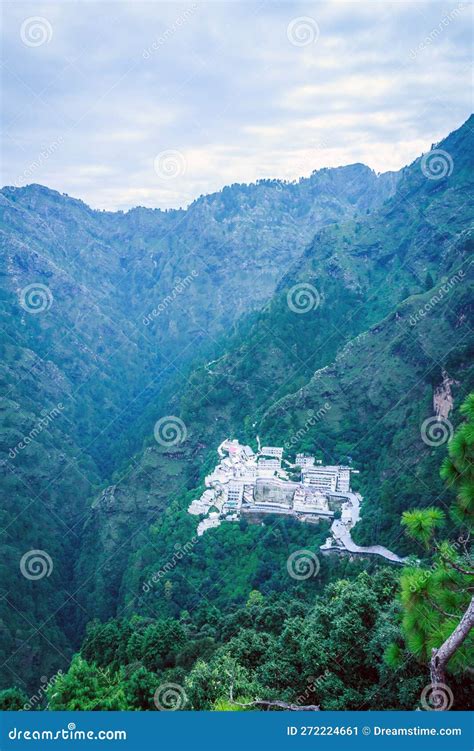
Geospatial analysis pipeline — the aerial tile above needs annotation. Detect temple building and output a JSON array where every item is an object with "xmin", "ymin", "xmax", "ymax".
[
  {"xmin": 258, "ymin": 456, "xmax": 281, "ymax": 471},
  {"xmin": 295, "ymin": 454, "xmax": 316, "ymax": 468},
  {"xmin": 189, "ymin": 438, "xmax": 357, "ymax": 535},
  {"xmin": 301, "ymin": 464, "xmax": 354, "ymax": 493},
  {"xmin": 261, "ymin": 446, "xmax": 284, "ymax": 460}
]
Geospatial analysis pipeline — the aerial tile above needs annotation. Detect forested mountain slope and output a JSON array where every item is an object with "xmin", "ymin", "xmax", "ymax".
[
  {"xmin": 74, "ymin": 118, "xmax": 473, "ymax": 633},
  {"xmin": 1, "ymin": 117, "xmax": 472, "ymax": 696},
  {"xmin": 0, "ymin": 164, "xmax": 396, "ymax": 474},
  {"xmin": 0, "ymin": 161, "xmax": 397, "ymax": 691}
]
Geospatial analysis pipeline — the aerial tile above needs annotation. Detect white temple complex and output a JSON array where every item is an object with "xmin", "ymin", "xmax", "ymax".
[{"xmin": 188, "ymin": 437, "xmax": 405, "ymax": 564}]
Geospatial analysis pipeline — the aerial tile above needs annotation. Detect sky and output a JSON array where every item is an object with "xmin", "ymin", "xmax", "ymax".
[{"xmin": 1, "ymin": 0, "xmax": 472, "ymax": 211}]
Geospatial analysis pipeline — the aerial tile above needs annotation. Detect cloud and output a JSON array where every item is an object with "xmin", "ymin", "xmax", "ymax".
[{"xmin": 2, "ymin": 0, "xmax": 471, "ymax": 209}]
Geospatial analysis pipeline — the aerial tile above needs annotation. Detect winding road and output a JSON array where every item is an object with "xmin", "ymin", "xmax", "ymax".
[{"xmin": 321, "ymin": 492, "xmax": 407, "ymax": 564}]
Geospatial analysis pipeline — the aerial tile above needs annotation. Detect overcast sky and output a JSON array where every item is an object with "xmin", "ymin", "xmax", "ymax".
[{"xmin": 1, "ymin": 1, "xmax": 472, "ymax": 210}]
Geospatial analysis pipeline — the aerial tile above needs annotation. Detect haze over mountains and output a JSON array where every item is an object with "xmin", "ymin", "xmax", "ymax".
[{"xmin": 0, "ymin": 117, "xmax": 472, "ymax": 693}]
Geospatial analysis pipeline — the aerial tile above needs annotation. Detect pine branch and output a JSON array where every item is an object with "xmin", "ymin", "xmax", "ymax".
[
  {"xmin": 426, "ymin": 595, "xmax": 460, "ymax": 620},
  {"xmin": 441, "ymin": 557, "xmax": 474, "ymax": 577}
]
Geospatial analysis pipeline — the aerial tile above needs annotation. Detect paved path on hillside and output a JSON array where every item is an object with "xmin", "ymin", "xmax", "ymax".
[{"xmin": 323, "ymin": 492, "xmax": 407, "ymax": 564}]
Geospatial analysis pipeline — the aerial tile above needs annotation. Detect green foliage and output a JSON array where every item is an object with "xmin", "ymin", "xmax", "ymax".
[
  {"xmin": 246, "ymin": 590, "xmax": 264, "ymax": 608},
  {"xmin": 2, "ymin": 119, "xmax": 473, "ymax": 704},
  {"xmin": 123, "ymin": 666, "xmax": 158, "ymax": 710},
  {"xmin": 45, "ymin": 570, "xmax": 432, "ymax": 711},
  {"xmin": 47, "ymin": 656, "xmax": 128, "ymax": 710},
  {"xmin": 383, "ymin": 642, "xmax": 404, "ymax": 669},
  {"xmin": 401, "ymin": 508, "xmax": 445, "ymax": 550},
  {"xmin": 440, "ymin": 393, "xmax": 474, "ymax": 526},
  {"xmin": 0, "ymin": 687, "xmax": 29, "ymax": 710},
  {"xmin": 399, "ymin": 393, "xmax": 474, "ymax": 673}
]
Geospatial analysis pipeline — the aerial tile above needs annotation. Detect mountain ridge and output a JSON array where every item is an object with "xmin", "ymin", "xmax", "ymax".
[
  {"xmin": 0, "ymin": 116, "xmax": 472, "ymax": 693},
  {"xmin": 2, "ymin": 160, "xmax": 398, "ymax": 216}
]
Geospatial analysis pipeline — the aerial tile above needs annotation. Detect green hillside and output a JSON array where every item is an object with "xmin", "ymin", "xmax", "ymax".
[{"xmin": 0, "ymin": 118, "xmax": 472, "ymax": 704}]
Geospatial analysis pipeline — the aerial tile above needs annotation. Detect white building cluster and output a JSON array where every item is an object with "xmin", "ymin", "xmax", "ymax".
[{"xmin": 188, "ymin": 439, "xmax": 356, "ymax": 536}]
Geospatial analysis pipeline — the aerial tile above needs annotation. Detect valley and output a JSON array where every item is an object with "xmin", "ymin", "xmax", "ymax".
[{"xmin": 0, "ymin": 116, "xmax": 472, "ymax": 709}]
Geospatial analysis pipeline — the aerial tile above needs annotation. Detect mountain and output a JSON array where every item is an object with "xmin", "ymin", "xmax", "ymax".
[
  {"xmin": 0, "ymin": 117, "xmax": 472, "ymax": 698},
  {"xmin": 73, "ymin": 118, "xmax": 473, "ymax": 632},
  {"xmin": 0, "ymin": 164, "xmax": 396, "ymax": 475},
  {"xmin": 0, "ymin": 161, "xmax": 397, "ymax": 691}
]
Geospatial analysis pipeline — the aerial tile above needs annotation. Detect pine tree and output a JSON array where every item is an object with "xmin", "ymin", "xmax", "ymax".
[{"xmin": 399, "ymin": 393, "xmax": 473, "ymax": 699}]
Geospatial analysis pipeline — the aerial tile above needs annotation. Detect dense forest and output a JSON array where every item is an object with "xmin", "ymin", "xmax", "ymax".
[
  {"xmin": 3, "ymin": 394, "xmax": 473, "ymax": 712},
  {"xmin": 0, "ymin": 118, "xmax": 473, "ymax": 710}
]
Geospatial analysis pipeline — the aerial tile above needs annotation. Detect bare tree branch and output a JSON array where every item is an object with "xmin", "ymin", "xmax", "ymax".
[
  {"xmin": 227, "ymin": 675, "xmax": 319, "ymax": 711},
  {"xmin": 230, "ymin": 697, "xmax": 321, "ymax": 711}
]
